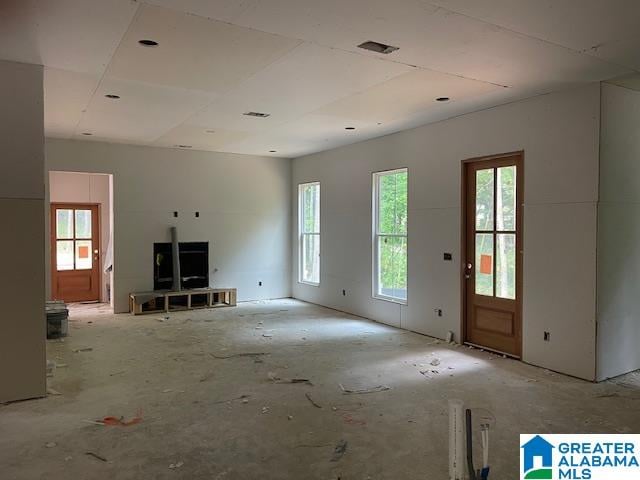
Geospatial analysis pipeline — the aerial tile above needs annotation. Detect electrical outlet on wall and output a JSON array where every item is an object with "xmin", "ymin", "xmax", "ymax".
[
  {"xmin": 544, "ymin": 331, "xmax": 551, "ymax": 341},
  {"xmin": 434, "ymin": 308, "xmax": 443, "ymax": 317},
  {"xmin": 258, "ymin": 281, "xmax": 263, "ymax": 287},
  {"xmin": 342, "ymin": 289, "xmax": 346, "ymax": 296}
]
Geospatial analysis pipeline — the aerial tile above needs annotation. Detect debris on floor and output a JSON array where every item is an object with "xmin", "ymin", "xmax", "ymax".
[
  {"xmin": 342, "ymin": 413, "xmax": 366, "ymax": 426},
  {"xmin": 72, "ymin": 347, "xmax": 93, "ymax": 353},
  {"xmin": 211, "ymin": 394, "xmax": 250, "ymax": 405},
  {"xmin": 46, "ymin": 387, "xmax": 62, "ymax": 396},
  {"xmin": 93, "ymin": 411, "xmax": 143, "ymax": 427},
  {"xmin": 8, "ymin": 299, "xmax": 638, "ymax": 478},
  {"xmin": 339, "ymin": 384, "xmax": 390, "ymax": 395},
  {"xmin": 210, "ymin": 352, "xmax": 269, "ymax": 360},
  {"xmin": 44, "ymin": 442, "xmax": 57, "ymax": 448},
  {"xmin": 85, "ymin": 452, "xmax": 108, "ymax": 462},
  {"xmin": 595, "ymin": 392, "xmax": 620, "ymax": 399},
  {"xmin": 268, "ymin": 372, "xmax": 313, "ymax": 385},
  {"xmin": 330, "ymin": 440, "xmax": 348, "ymax": 462},
  {"xmin": 305, "ymin": 392, "xmax": 322, "ymax": 408},
  {"xmin": 169, "ymin": 461, "xmax": 184, "ymax": 469},
  {"xmin": 430, "ymin": 358, "xmax": 441, "ymax": 366}
]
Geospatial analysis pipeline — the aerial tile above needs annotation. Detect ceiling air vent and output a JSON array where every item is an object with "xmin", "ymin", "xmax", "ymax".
[
  {"xmin": 243, "ymin": 111, "xmax": 271, "ymax": 118},
  {"xmin": 357, "ymin": 41, "xmax": 399, "ymax": 54}
]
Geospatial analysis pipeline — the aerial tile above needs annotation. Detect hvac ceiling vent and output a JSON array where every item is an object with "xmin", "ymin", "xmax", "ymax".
[
  {"xmin": 243, "ymin": 111, "xmax": 271, "ymax": 118},
  {"xmin": 357, "ymin": 41, "xmax": 399, "ymax": 54}
]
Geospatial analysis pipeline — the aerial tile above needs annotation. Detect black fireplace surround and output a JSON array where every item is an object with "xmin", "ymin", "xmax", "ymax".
[{"xmin": 154, "ymin": 242, "xmax": 208, "ymax": 290}]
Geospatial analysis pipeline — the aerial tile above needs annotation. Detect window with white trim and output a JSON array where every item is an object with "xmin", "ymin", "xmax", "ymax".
[
  {"xmin": 299, "ymin": 182, "xmax": 320, "ymax": 285},
  {"xmin": 373, "ymin": 169, "xmax": 408, "ymax": 303}
]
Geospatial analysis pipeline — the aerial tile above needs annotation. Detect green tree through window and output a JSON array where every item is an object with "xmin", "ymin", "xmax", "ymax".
[
  {"xmin": 299, "ymin": 182, "xmax": 320, "ymax": 285},
  {"xmin": 374, "ymin": 169, "xmax": 407, "ymax": 301}
]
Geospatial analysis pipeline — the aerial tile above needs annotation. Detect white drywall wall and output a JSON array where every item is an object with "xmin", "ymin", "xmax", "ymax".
[
  {"xmin": 292, "ymin": 84, "xmax": 601, "ymax": 380},
  {"xmin": 45, "ymin": 139, "xmax": 291, "ymax": 313},
  {"xmin": 0, "ymin": 60, "xmax": 46, "ymax": 402},
  {"xmin": 597, "ymin": 83, "xmax": 640, "ymax": 380},
  {"xmin": 47, "ymin": 171, "xmax": 112, "ymax": 303}
]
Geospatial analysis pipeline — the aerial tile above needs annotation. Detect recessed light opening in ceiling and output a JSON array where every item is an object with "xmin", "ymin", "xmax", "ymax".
[
  {"xmin": 205, "ymin": 129, "xmax": 215, "ymax": 134},
  {"xmin": 357, "ymin": 41, "xmax": 399, "ymax": 55},
  {"xmin": 81, "ymin": 132, "xmax": 93, "ymax": 136},
  {"xmin": 138, "ymin": 39, "xmax": 159, "ymax": 47},
  {"xmin": 345, "ymin": 127, "xmax": 356, "ymax": 130},
  {"xmin": 269, "ymin": 150, "xmax": 277, "ymax": 153},
  {"xmin": 243, "ymin": 111, "xmax": 271, "ymax": 118},
  {"xmin": 105, "ymin": 94, "xmax": 120, "ymax": 99},
  {"xmin": 436, "ymin": 97, "xmax": 451, "ymax": 102},
  {"xmin": 175, "ymin": 144, "xmax": 192, "ymax": 148}
]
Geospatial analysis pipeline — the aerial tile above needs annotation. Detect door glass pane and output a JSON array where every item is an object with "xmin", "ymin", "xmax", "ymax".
[
  {"xmin": 496, "ymin": 234, "xmax": 516, "ymax": 299},
  {"xmin": 475, "ymin": 169, "xmax": 494, "ymax": 231},
  {"xmin": 475, "ymin": 233, "xmax": 493, "ymax": 296},
  {"xmin": 378, "ymin": 236, "xmax": 407, "ymax": 300},
  {"xmin": 302, "ymin": 234, "xmax": 319, "ymax": 283},
  {"xmin": 56, "ymin": 209, "xmax": 73, "ymax": 239},
  {"xmin": 75, "ymin": 209, "xmax": 92, "ymax": 239},
  {"xmin": 75, "ymin": 240, "xmax": 92, "ymax": 270},
  {"xmin": 497, "ymin": 166, "xmax": 516, "ymax": 231},
  {"xmin": 56, "ymin": 240, "xmax": 74, "ymax": 270}
]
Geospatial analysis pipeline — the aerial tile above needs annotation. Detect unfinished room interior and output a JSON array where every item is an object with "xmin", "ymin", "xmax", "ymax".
[{"xmin": 2, "ymin": 1, "xmax": 640, "ymax": 479}]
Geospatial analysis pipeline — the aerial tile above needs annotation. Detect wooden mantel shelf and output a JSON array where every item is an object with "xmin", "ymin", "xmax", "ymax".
[{"xmin": 129, "ymin": 288, "xmax": 237, "ymax": 315}]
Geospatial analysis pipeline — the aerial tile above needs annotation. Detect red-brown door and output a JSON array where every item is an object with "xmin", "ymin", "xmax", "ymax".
[
  {"xmin": 463, "ymin": 153, "xmax": 523, "ymax": 357},
  {"xmin": 51, "ymin": 203, "xmax": 100, "ymax": 302}
]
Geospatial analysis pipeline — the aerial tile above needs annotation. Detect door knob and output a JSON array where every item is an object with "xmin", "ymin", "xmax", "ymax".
[{"xmin": 464, "ymin": 262, "xmax": 473, "ymax": 279}]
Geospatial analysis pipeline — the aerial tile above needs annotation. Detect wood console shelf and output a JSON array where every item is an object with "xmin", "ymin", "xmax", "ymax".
[{"xmin": 129, "ymin": 288, "xmax": 237, "ymax": 315}]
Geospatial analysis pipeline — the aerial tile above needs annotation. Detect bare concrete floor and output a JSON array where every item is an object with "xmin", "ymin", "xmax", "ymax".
[{"xmin": 1, "ymin": 299, "xmax": 639, "ymax": 479}]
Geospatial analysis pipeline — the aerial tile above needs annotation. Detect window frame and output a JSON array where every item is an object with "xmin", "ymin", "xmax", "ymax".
[
  {"xmin": 298, "ymin": 181, "xmax": 321, "ymax": 286},
  {"xmin": 372, "ymin": 168, "xmax": 408, "ymax": 305}
]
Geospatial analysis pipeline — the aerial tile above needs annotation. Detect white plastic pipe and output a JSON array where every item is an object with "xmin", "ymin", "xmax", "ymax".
[
  {"xmin": 449, "ymin": 399, "xmax": 467, "ymax": 480},
  {"xmin": 481, "ymin": 425, "xmax": 489, "ymax": 468}
]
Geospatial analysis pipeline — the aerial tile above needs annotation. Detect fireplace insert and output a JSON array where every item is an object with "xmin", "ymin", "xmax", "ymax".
[{"xmin": 154, "ymin": 241, "xmax": 208, "ymax": 290}]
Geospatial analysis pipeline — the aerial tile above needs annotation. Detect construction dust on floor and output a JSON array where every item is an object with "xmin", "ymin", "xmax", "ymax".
[{"xmin": 1, "ymin": 299, "xmax": 638, "ymax": 479}]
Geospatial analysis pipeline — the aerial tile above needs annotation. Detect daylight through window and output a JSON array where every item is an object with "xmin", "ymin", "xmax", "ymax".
[
  {"xmin": 373, "ymin": 169, "xmax": 408, "ymax": 302},
  {"xmin": 299, "ymin": 182, "xmax": 320, "ymax": 285}
]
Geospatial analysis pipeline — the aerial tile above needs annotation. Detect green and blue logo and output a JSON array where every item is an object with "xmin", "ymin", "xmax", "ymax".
[{"xmin": 520, "ymin": 434, "xmax": 640, "ymax": 480}]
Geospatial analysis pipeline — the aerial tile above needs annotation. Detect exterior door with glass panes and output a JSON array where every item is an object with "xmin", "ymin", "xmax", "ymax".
[
  {"xmin": 463, "ymin": 153, "xmax": 523, "ymax": 357},
  {"xmin": 51, "ymin": 204, "xmax": 100, "ymax": 302}
]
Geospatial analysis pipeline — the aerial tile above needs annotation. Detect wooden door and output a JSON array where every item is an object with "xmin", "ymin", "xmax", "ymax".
[
  {"xmin": 463, "ymin": 153, "xmax": 523, "ymax": 357},
  {"xmin": 51, "ymin": 203, "xmax": 100, "ymax": 302}
]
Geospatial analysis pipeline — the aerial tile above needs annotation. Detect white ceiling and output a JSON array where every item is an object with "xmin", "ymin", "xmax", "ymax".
[{"xmin": 0, "ymin": 0, "xmax": 638, "ymax": 158}]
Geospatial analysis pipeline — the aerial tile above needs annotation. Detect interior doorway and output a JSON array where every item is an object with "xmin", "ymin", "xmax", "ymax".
[
  {"xmin": 462, "ymin": 152, "xmax": 523, "ymax": 357},
  {"xmin": 48, "ymin": 172, "xmax": 113, "ymax": 306},
  {"xmin": 51, "ymin": 203, "xmax": 101, "ymax": 302}
]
